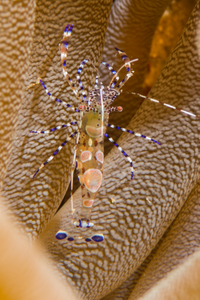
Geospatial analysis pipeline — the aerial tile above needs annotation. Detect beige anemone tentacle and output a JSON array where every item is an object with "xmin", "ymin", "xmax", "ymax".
[
  {"xmin": 114, "ymin": 2, "xmax": 200, "ymax": 299},
  {"xmin": 0, "ymin": 196, "xmax": 78, "ymax": 300},
  {"xmin": 0, "ymin": 197, "xmax": 80, "ymax": 300},
  {"xmin": 0, "ymin": 0, "xmax": 34, "ymax": 188},
  {"xmin": 139, "ymin": 250, "xmax": 200, "ymax": 300},
  {"xmin": 40, "ymin": 1, "xmax": 200, "ymax": 300},
  {"xmin": 101, "ymin": 0, "xmax": 171, "ymax": 154},
  {"xmin": 128, "ymin": 179, "xmax": 200, "ymax": 299}
]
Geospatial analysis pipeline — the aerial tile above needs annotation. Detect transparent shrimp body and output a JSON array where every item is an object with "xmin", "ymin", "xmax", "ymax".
[
  {"xmin": 75, "ymin": 111, "xmax": 107, "ymax": 226},
  {"xmin": 74, "ymin": 87, "xmax": 118, "ymax": 228}
]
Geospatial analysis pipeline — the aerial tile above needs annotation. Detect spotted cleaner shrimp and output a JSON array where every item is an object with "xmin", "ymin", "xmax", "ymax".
[{"xmin": 28, "ymin": 23, "xmax": 200, "ymax": 242}]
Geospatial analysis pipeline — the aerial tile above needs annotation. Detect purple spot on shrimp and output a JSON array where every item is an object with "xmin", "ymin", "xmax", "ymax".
[
  {"xmin": 91, "ymin": 234, "xmax": 104, "ymax": 242},
  {"xmin": 55, "ymin": 230, "xmax": 67, "ymax": 240},
  {"xmin": 85, "ymin": 238, "xmax": 92, "ymax": 242}
]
